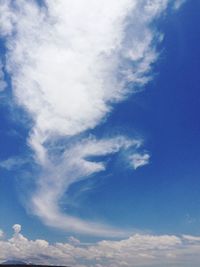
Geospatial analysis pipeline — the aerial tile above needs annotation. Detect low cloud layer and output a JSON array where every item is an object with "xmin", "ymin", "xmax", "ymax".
[
  {"xmin": 1, "ymin": 225, "xmax": 200, "ymax": 267},
  {"xmin": 0, "ymin": 0, "xmax": 185, "ymax": 236}
]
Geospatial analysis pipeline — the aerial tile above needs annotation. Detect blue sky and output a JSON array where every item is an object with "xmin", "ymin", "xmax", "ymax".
[{"xmin": 1, "ymin": 0, "xmax": 200, "ymax": 266}]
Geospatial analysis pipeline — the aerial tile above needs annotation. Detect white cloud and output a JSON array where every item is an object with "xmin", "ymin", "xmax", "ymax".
[
  {"xmin": 182, "ymin": 235, "xmax": 200, "ymax": 242},
  {"xmin": 0, "ymin": 0, "xmax": 186, "ymax": 235},
  {"xmin": 10, "ymin": 224, "xmax": 28, "ymax": 243},
  {"xmin": 0, "ymin": 62, "xmax": 6, "ymax": 91},
  {"xmin": 0, "ymin": 0, "xmax": 14, "ymax": 36},
  {"xmin": 130, "ymin": 153, "xmax": 150, "ymax": 169},
  {"xmin": 1, "ymin": 0, "xmax": 167, "ymax": 141},
  {"xmin": 68, "ymin": 236, "xmax": 81, "ymax": 246},
  {"xmin": 30, "ymin": 136, "xmax": 142, "ymax": 237},
  {"xmin": 0, "ymin": 156, "xmax": 28, "ymax": 171},
  {"xmin": 0, "ymin": 225, "xmax": 200, "ymax": 267},
  {"xmin": 0, "ymin": 230, "xmax": 3, "ymax": 239},
  {"xmin": 12, "ymin": 224, "xmax": 21, "ymax": 234},
  {"xmin": 173, "ymin": 0, "xmax": 186, "ymax": 10}
]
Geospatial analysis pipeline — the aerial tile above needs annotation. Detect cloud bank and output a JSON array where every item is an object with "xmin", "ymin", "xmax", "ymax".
[
  {"xmin": 1, "ymin": 225, "xmax": 200, "ymax": 267},
  {"xmin": 0, "ymin": 0, "xmax": 185, "ymax": 236}
]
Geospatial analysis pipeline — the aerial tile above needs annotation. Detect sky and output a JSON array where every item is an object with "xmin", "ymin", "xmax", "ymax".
[{"xmin": 0, "ymin": 0, "xmax": 200, "ymax": 266}]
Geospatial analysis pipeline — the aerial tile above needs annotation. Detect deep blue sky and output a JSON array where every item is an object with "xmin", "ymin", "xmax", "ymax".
[
  {"xmin": 0, "ymin": 0, "xmax": 200, "ymax": 243},
  {"xmin": 103, "ymin": 0, "xmax": 200, "ymax": 234}
]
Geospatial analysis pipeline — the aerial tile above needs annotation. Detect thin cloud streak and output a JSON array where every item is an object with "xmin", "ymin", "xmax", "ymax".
[
  {"xmin": 31, "ymin": 136, "xmax": 143, "ymax": 237},
  {"xmin": 0, "ymin": 156, "xmax": 29, "ymax": 171}
]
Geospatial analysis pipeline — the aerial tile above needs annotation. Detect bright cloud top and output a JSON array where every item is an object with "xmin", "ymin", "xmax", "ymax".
[
  {"xmin": 0, "ymin": 0, "xmax": 166, "ymax": 139},
  {"xmin": 0, "ymin": 0, "xmax": 183, "ymax": 236},
  {"xmin": 1, "ymin": 225, "xmax": 200, "ymax": 267}
]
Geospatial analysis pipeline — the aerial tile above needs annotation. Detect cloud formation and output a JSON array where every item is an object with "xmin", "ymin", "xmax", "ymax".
[
  {"xmin": 0, "ymin": 0, "xmax": 166, "ymax": 140},
  {"xmin": 0, "ymin": 156, "xmax": 28, "ymax": 171},
  {"xmin": 0, "ymin": 0, "xmax": 185, "ymax": 235},
  {"xmin": 1, "ymin": 225, "xmax": 200, "ymax": 267},
  {"xmin": 31, "ymin": 136, "xmax": 143, "ymax": 237},
  {"xmin": 173, "ymin": 0, "xmax": 186, "ymax": 10},
  {"xmin": 130, "ymin": 153, "xmax": 150, "ymax": 169}
]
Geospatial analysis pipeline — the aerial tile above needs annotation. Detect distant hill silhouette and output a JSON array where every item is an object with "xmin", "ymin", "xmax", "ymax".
[
  {"xmin": 0, "ymin": 260, "xmax": 70, "ymax": 267},
  {"xmin": 0, "ymin": 261, "xmax": 28, "ymax": 265}
]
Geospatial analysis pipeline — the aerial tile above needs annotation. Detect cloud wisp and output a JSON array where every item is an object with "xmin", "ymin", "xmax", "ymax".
[
  {"xmin": 130, "ymin": 153, "xmax": 150, "ymax": 170},
  {"xmin": 1, "ymin": 225, "xmax": 200, "ymax": 267},
  {"xmin": 31, "ymin": 136, "xmax": 143, "ymax": 237},
  {"xmin": 0, "ymin": 0, "xmax": 185, "ymax": 236}
]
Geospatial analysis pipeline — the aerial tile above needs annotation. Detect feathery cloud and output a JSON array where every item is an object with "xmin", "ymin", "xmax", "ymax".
[
  {"xmin": 0, "ymin": 156, "xmax": 28, "ymax": 171},
  {"xmin": 31, "ymin": 136, "xmax": 143, "ymax": 237},
  {"xmin": 0, "ymin": 0, "xmax": 185, "ymax": 235},
  {"xmin": 173, "ymin": 0, "xmax": 186, "ymax": 10}
]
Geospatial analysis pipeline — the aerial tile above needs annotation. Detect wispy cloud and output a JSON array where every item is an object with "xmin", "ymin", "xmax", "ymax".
[
  {"xmin": 130, "ymin": 153, "xmax": 150, "ymax": 170},
  {"xmin": 173, "ymin": 0, "xmax": 186, "ymax": 10},
  {"xmin": 0, "ymin": 0, "xmax": 185, "ymax": 236},
  {"xmin": 1, "ymin": 225, "xmax": 200, "ymax": 267},
  {"xmin": 0, "ymin": 156, "xmax": 28, "ymax": 171},
  {"xmin": 31, "ymin": 136, "xmax": 143, "ymax": 237}
]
